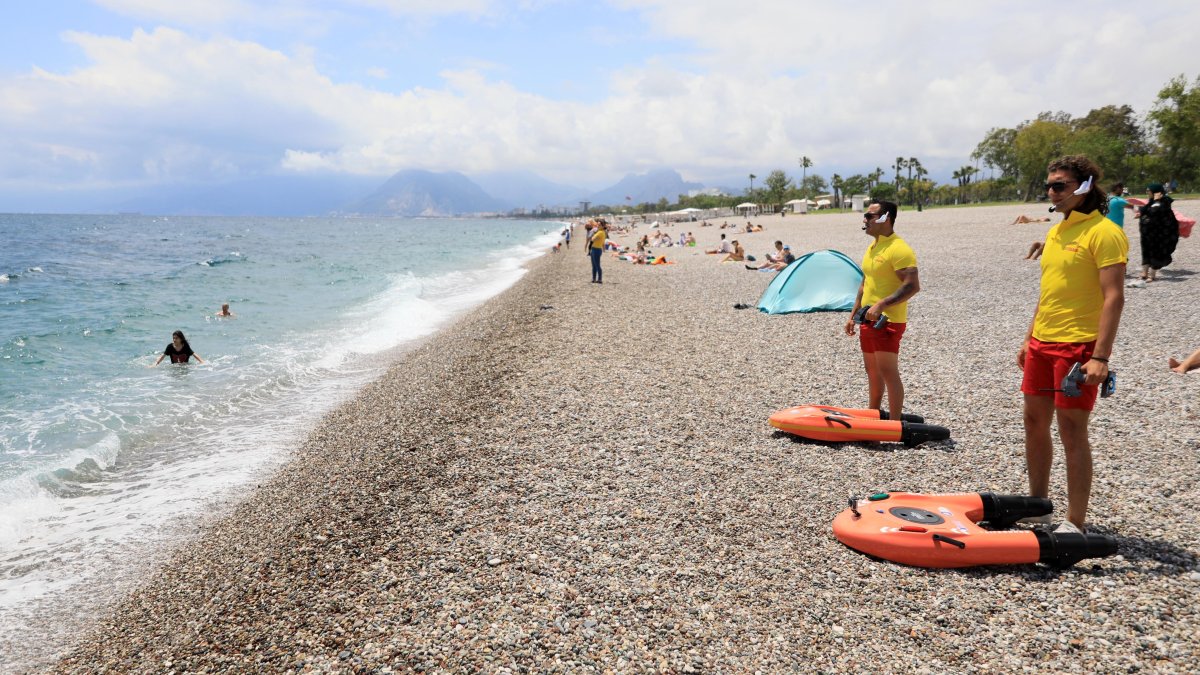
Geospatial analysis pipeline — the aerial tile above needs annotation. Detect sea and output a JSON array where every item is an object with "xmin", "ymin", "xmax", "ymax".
[{"xmin": 0, "ymin": 213, "xmax": 562, "ymax": 669}]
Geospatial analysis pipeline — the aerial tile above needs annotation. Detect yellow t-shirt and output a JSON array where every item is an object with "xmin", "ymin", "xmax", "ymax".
[
  {"xmin": 590, "ymin": 228, "xmax": 607, "ymax": 249},
  {"xmin": 1033, "ymin": 210, "xmax": 1128, "ymax": 343},
  {"xmin": 860, "ymin": 234, "xmax": 918, "ymax": 323}
]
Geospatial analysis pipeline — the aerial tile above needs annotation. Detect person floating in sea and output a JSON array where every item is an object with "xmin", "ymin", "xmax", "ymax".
[
  {"xmin": 844, "ymin": 199, "xmax": 920, "ymax": 422},
  {"xmin": 1017, "ymin": 155, "xmax": 1126, "ymax": 535},
  {"xmin": 152, "ymin": 330, "xmax": 204, "ymax": 366},
  {"xmin": 215, "ymin": 303, "xmax": 235, "ymax": 318},
  {"xmin": 1169, "ymin": 347, "xmax": 1200, "ymax": 373}
]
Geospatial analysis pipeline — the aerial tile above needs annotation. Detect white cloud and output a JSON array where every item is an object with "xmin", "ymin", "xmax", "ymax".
[{"xmin": 3, "ymin": 1, "xmax": 1200, "ymax": 191}]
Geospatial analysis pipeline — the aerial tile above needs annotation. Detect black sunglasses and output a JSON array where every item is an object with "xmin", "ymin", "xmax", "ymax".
[
  {"xmin": 863, "ymin": 212, "xmax": 882, "ymax": 220},
  {"xmin": 1044, "ymin": 181, "xmax": 1077, "ymax": 193}
]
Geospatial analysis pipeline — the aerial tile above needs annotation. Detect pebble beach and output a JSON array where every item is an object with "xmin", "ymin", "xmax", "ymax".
[{"xmin": 47, "ymin": 203, "xmax": 1199, "ymax": 674}]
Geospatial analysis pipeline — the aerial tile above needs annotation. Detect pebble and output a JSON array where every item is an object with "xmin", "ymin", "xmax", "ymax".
[{"xmin": 45, "ymin": 205, "xmax": 1200, "ymax": 674}]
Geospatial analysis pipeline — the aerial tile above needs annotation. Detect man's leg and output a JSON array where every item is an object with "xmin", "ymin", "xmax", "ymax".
[
  {"xmin": 862, "ymin": 351, "xmax": 883, "ymax": 411},
  {"xmin": 1023, "ymin": 395, "xmax": 1055, "ymax": 499},
  {"xmin": 1056, "ymin": 407, "xmax": 1093, "ymax": 529},
  {"xmin": 873, "ymin": 350, "xmax": 904, "ymax": 420}
]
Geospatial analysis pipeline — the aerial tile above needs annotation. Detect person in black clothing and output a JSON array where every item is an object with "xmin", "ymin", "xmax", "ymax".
[
  {"xmin": 1136, "ymin": 182, "xmax": 1179, "ymax": 282},
  {"xmin": 152, "ymin": 330, "xmax": 204, "ymax": 366}
]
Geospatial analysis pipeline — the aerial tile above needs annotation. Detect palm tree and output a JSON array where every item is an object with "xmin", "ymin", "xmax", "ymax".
[
  {"xmin": 893, "ymin": 157, "xmax": 906, "ymax": 186},
  {"xmin": 831, "ymin": 173, "xmax": 843, "ymax": 210},
  {"xmin": 868, "ymin": 167, "xmax": 884, "ymax": 191},
  {"xmin": 799, "ymin": 156, "xmax": 813, "ymax": 197},
  {"xmin": 911, "ymin": 160, "xmax": 927, "ymax": 210},
  {"xmin": 748, "ymin": 173, "xmax": 756, "ymax": 198},
  {"xmin": 906, "ymin": 157, "xmax": 919, "ymax": 207}
]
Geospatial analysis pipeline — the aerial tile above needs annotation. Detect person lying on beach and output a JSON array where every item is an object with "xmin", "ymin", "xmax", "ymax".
[
  {"xmin": 1169, "ymin": 348, "xmax": 1200, "ymax": 373},
  {"xmin": 215, "ymin": 303, "xmax": 235, "ymax": 318},
  {"xmin": 1012, "ymin": 215, "xmax": 1052, "ymax": 225},
  {"xmin": 747, "ymin": 242, "xmax": 795, "ymax": 271},
  {"xmin": 705, "ymin": 234, "xmax": 733, "ymax": 255},
  {"xmin": 152, "ymin": 330, "xmax": 204, "ymax": 366},
  {"xmin": 721, "ymin": 241, "xmax": 746, "ymax": 263}
]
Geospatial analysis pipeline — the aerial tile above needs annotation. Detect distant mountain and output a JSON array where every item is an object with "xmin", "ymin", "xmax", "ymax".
[
  {"xmin": 589, "ymin": 168, "xmax": 703, "ymax": 207},
  {"xmin": 471, "ymin": 170, "xmax": 588, "ymax": 210},
  {"xmin": 345, "ymin": 169, "xmax": 509, "ymax": 216}
]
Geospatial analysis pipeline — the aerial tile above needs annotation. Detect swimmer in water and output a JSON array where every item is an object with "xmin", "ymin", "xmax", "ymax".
[{"xmin": 152, "ymin": 330, "xmax": 204, "ymax": 366}]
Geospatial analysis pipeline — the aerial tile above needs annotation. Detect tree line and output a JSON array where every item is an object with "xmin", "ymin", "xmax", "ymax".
[{"xmin": 578, "ymin": 74, "xmax": 1198, "ymax": 216}]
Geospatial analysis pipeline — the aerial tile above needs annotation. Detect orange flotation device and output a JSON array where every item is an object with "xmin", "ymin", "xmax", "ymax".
[
  {"xmin": 832, "ymin": 492, "xmax": 1118, "ymax": 568},
  {"xmin": 769, "ymin": 405, "xmax": 950, "ymax": 447}
]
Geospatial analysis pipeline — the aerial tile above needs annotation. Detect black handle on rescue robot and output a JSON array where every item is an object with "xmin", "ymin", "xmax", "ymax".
[
  {"xmin": 853, "ymin": 306, "xmax": 888, "ymax": 330},
  {"xmin": 1060, "ymin": 362, "xmax": 1116, "ymax": 399}
]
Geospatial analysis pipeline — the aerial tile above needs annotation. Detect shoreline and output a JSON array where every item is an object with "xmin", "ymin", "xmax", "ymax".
[{"xmin": 52, "ymin": 203, "xmax": 1199, "ymax": 673}]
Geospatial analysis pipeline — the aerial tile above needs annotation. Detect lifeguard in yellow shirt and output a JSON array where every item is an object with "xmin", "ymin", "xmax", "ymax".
[
  {"xmin": 1018, "ymin": 155, "xmax": 1127, "ymax": 535},
  {"xmin": 844, "ymin": 199, "xmax": 921, "ymax": 422}
]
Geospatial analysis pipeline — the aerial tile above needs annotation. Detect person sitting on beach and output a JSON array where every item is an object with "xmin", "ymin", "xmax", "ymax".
[
  {"xmin": 1012, "ymin": 214, "xmax": 1052, "ymax": 225},
  {"xmin": 215, "ymin": 303, "xmax": 235, "ymax": 318},
  {"xmin": 705, "ymin": 234, "xmax": 733, "ymax": 255},
  {"xmin": 721, "ymin": 240, "xmax": 746, "ymax": 263},
  {"xmin": 152, "ymin": 330, "xmax": 204, "ymax": 366},
  {"xmin": 635, "ymin": 237, "xmax": 650, "ymax": 264},
  {"xmin": 1169, "ymin": 347, "xmax": 1200, "ymax": 373},
  {"xmin": 747, "ymin": 242, "xmax": 795, "ymax": 271},
  {"xmin": 686, "ymin": 232, "xmax": 696, "ymax": 246}
]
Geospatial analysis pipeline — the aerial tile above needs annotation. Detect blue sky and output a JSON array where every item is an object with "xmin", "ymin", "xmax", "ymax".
[{"xmin": 2, "ymin": 0, "xmax": 1199, "ymax": 200}]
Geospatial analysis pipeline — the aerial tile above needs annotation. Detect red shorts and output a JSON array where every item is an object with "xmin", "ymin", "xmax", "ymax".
[
  {"xmin": 1020, "ymin": 338, "xmax": 1098, "ymax": 410},
  {"xmin": 859, "ymin": 322, "xmax": 906, "ymax": 354}
]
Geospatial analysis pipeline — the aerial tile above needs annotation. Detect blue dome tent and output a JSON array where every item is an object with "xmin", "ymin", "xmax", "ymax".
[{"xmin": 756, "ymin": 249, "xmax": 863, "ymax": 314}]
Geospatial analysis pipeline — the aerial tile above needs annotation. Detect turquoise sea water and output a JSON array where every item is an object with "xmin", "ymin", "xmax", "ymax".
[{"xmin": 0, "ymin": 213, "xmax": 559, "ymax": 667}]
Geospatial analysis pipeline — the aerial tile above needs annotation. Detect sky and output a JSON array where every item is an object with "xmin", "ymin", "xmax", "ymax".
[{"xmin": 2, "ymin": 0, "xmax": 1199, "ymax": 200}]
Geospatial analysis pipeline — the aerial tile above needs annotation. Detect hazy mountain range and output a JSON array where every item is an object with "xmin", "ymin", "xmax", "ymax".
[{"xmin": 1, "ymin": 167, "xmax": 716, "ymax": 217}]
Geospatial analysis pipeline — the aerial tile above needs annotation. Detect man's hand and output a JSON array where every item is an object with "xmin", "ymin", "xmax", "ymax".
[
  {"xmin": 1081, "ymin": 358, "xmax": 1109, "ymax": 386},
  {"xmin": 865, "ymin": 302, "xmax": 887, "ymax": 323},
  {"xmin": 1017, "ymin": 340, "xmax": 1030, "ymax": 369},
  {"xmin": 844, "ymin": 318, "xmax": 857, "ymax": 336}
]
